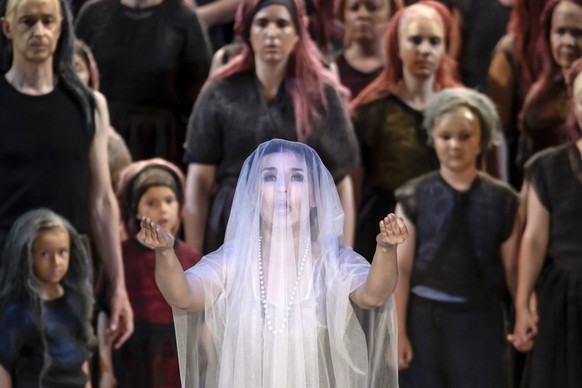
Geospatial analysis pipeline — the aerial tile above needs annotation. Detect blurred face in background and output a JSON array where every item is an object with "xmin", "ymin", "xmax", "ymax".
[
  {"xmin": 550, "ymin": 1, "xmax": 582, "ymax": 74},
  {"xmin": 137, "ymin": 186, "xmax": 180, "ymax": 235},
  {"xmin": 343, "ymin": 0, "xmax": 391, "ymax": 43},
  {"xmin": 398, "ymin": 5, "xmax": 445, "ymax": 80},
  {"xmin": 432, "ymin": 106, "xmax": 482, "ymax": 173},
  {"xmin": 74, "ymin": 53, "xmax": 90, "ymax": 86},
  {"xmin": 573, "ymin": 72, "xmax": 582, "ymax": 128}
]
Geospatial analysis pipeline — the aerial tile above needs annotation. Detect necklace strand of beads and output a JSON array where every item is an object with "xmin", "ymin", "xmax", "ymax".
[{"xmin": 258, "ymin": 235, "xmax": 311, "ymax": 334}]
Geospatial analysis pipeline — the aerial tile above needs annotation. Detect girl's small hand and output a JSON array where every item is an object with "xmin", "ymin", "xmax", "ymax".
[
  {"xmin": 398, "ymin": 333, "xmax": 414, "ymax": 369},
  {"xmin": 377, "ymin": 213, "xmax": 409, "ymax": 250},
  {"xmin": 138, "ymin": 217, "xmax": 174, "ymax": 251},
  {"xmin": 507, "ymin": 307, "xmax": 538, "ymax": 352}
]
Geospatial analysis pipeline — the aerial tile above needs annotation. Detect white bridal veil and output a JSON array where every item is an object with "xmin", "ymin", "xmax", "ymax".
[{"xmin": 173, "ymin": 139, "xmax": 398, "ymax": 387}]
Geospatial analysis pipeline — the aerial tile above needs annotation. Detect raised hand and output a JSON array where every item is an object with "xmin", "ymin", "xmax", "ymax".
[
  {"xmin": 377, "ymin": 213, "xmax": 409, "ymax": 249},
  {"xmin": 138, "ymin": 216, "xmax": 175, "ymax": 251}
]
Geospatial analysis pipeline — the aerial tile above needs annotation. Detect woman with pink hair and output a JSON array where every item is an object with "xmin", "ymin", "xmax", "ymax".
[
  {"xmin": 183, "ymin": 0, "xmax": 359, "ymax": 254},
  {"xmin": 488, "ymin": 0, "xmax": 551, "ymax": 187},
  {"xmin": 516, "ymin": 0, "xmax": 582, "ymax": 170},
  {"xmin": 350, "ymin": 0, "xmax": 461, "ymax": 260}
]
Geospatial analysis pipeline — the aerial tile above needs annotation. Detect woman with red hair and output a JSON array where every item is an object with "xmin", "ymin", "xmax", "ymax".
[
  {"xmin": 350, "ymin": 0, "xmax": 461, "ymax": 260},
  {"xmin": 488, "ymin": 0, "xmax": 551, "ymax": 188},
  {"xmin": 516, "ymin": 0, "xmax": 582, "ymax": 170},
  {"xmin": 183, "ymin": 0, "xmax": 359, "ymax": 254}
]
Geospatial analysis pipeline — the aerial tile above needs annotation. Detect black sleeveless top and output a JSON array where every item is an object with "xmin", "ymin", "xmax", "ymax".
[
  {"xmin": 396, "ymin": 172, "xmax": 519, "ymax": 302},
  {"xmin": 0, "ymin": 77, "xmax": 93, "ymax": 244}
]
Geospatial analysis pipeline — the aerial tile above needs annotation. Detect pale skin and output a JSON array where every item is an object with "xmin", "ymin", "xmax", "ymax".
[
  {"xmin": 508, "ymin": 74, "xmax": 582, "ymax": 352},
  {"xmin": 1, "ymin": 0, "xmax": 133, "ymax": 348},
  {"xmin": 185, "ymin": 5, "xmax": 356, "ymax": 250},
  {"xmin": 141, "ymin": 211, "xmax": 406, "ymax": 313},
  {"xmin": 395, "ymin": 107, "xmax": 520, "ymax": 369}
]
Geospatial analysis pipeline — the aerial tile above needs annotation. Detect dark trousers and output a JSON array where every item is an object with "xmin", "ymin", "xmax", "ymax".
[{"xmin": 399, "ymin": 295, "xmax": 512, "ymax": 388}]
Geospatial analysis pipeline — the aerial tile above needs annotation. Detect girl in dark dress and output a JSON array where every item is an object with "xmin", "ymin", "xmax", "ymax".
[
  {"xmin": 0, "ymin": 209, "xmax": 96, "ymax": 387},
  {"xmin": 508, "ymin": 58, "xmax": 582, "ymax": 388},
  {"xmin": 184, "ymin": 0, "xmax": 359, "ymax": 254},
  {"xmin": 394, "ymin": 88, "xmax": 520, "ymax": 388},
  {"xmin": 112, "ymin": 159, "xmax": 200, "ymax": 387}
]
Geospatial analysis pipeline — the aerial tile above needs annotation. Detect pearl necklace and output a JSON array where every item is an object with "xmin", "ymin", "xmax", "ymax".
[{"xmin": 258, "ymin": 235, "xmax": 311, "ymax": 334}]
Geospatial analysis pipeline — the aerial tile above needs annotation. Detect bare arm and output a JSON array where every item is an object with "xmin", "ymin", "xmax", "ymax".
[
  {"xmin": 0, "ymin": 364, "xmax": 12, "ymax": 388},
  {"xmin": 508, "ymin": 187, "xmax": 549, "ymax": 351},
  {"xmin": 488, "ymin": 45, "xmax": 516, "ymax": 138},
  {"xmin": 350, "ymin": 213, "xmax": 408, "ymax": 309},
  {"xmin": 183, "ymin": 164, "xmax": 216, "ymax": 252},
  {"xmin": 195, "ymin": 0, "xmax": 238, "ymax": 28},
  {"xmin": 500, "ymin": 208, "xmax": 522, "ymax": 299},
  {"xmin": 337, "ymin": 176, "xmax": 356, "ymax": 247},
  {"xmin": 393, "ymin": 203, "xmax": 415, "ymax": 369},
  {"xmin": 89, "ymin": 92, "xmax": 133, "ymax": 348},
  {"xmin": 82, "ymin": 361, "xmax": 92, "ymax": 388},
  {"xmin": 96, "ymin": 312, "xmax": 116, "ymax": 388},
  {"xmin": 139, "ymin": 218, "xmax": 206, "ymax": 312}
]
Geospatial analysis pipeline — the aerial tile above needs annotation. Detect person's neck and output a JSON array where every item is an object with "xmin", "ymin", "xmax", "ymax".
[
  {"xmin": 440, "ymin": 166, "xmax": 478, "ymax": 191},
  {"xmin": 5, "ymin": 62, "xmax": 56, "ymax": 96},
  {"xmin": 120, "ymin": 0, "xmax": 163, "ymax": 9},
  {"xmin": 396, "ymin": 70, "xmax": 435, "ymax": 111},
  {"xmin": 39, "ymin": 283, "xmax": 65, "ymax": 301},
  {"xmin": 344, "ymin": 38, "xmax": 384, "ymax": 73},
  {"xmin": 255, "ymin": 61, "xmax": 287, "ymax": 102}
]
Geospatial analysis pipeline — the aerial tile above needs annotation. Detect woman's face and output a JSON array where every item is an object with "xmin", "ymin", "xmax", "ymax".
[
  {"xmin": 32, "ymin": 226, "xmax": 70, "ymax": 297},
  {"xmin": 259, "ymin": 151, "xmax": 309, "ymax": 230},
  {"xmin": 550, "ymin": 1, "xmax": 582, "ymax": 73},
  {"xmin": 432, "ymin": 106, "xmax": 482, "ymax": 173},
  {"xmin": 398, "ymin": 7, "xmax": 445, "ymax": 80},
  {"xmin": 573, "ymin": 72, "xmax": 582, "ymax": 129},
  {"xmin": 74, "ymin": 53, "xmax": 90, "ymax": 87},
  {"xmin": 343, "ymin": 0, "xmax": 391, "ymax": 42},
  {"xmin": 250, "ymin": 4, "xmax": 299, "ymax": 67}
]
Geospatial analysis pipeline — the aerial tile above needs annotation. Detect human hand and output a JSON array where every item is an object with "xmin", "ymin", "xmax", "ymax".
[
  {"xmin": 507, "ymin": 305, "xmax": 538, "ymax": 352},
  {"xmin": 98, "ymin": 371, "xmax": 117, "ymax": 388},
  {"xmin": 138, "ymin": 217, "xmax": 175, "ymax": 251},
  {"xmin": 107, "ymin": 288, "xmax": 134, "ymax": 349},
  {"xmin": 398, "ymin": 333, "xmax": 414, "ymax": 369},
  {"xmin": 376, "ymin": 213, "xmax": 409, "ymax": 250}
]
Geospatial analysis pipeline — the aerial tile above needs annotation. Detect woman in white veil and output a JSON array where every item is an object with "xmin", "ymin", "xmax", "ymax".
[{"xmin": 139, "ymin": 139, "xmax": 406, "ymax": 387}]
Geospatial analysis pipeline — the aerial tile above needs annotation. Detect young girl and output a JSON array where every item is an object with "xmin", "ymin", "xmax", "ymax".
[
  {"xmin": 394, "ymin": 88, "xmax": 521, "ymax": 388},
  {"xmin": 113, "ymin": 158, "xmax": 201, "ymax": 387},
  {"xmin": 0, "ymin": 209, "xmax": 96, "ymax": 388}
]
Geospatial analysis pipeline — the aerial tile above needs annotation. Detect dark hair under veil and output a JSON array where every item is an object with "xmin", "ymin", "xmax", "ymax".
[
  {"xmin": 173, "ymin": 139, "xmax": 398, "ymax": 387},
  {"xmin": 0, "ymin": 209, "xmax": 96, "ymax": 378}
]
